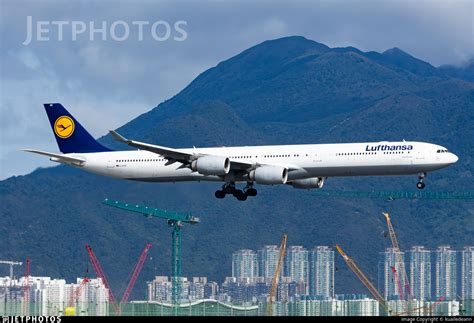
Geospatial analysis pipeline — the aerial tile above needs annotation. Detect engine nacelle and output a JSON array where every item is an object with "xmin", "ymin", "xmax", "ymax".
[
  {"xmin": 249, "ymin": 166, "xmax": 288, "ymax": 185},
  {"xmin": 191, "ymin": 156, "xmax": 230, "ymax": 176},
  {"xmin": 291, "ymin": 177, "xmax": 325, "ymax": 189}
]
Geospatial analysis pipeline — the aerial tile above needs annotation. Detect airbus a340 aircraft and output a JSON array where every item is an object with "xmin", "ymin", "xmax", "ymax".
[{"xmin": 24, "ymin": 103, "xmax": 458, "ymax": 201}]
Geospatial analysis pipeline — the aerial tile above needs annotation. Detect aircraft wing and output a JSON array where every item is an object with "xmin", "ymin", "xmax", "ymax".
[
  {"xmin": 109, "ymin": 130, "xmax": 300, "ymax": 171},
  {"xmin": 109, "ymin": 130, "xmax": 199, "ymax": 164},
  {"xmin": 22, "ymin": 149, "xmax": 86, "ymax": 166}
]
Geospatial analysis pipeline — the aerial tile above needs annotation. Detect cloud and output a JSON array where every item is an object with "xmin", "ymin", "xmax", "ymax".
[{"xmin": 1, "ymin": 0, "xmax": 473, "ymax": 179}]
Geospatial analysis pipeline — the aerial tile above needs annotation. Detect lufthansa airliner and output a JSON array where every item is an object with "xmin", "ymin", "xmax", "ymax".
[{"xmin": 24, "ymin": 103, "xmax": 459, "ymax": 200}]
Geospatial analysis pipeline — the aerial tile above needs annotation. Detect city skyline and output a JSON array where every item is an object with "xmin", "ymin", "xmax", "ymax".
[
  {"xmin": 1, "ymin": 242, "xmax": 473, "ymax": 316},
  {"xmin": 1, "ymin": 244, "xmax": 473, "ymax": 305}
]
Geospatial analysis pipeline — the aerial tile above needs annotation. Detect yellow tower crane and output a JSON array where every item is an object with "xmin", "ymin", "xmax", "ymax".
[
  {"xmin": 267, "ymin": 233, "xmax": 288, "ymax": 316},
  {"xmin": 335, "ymin": 244, "xmax": 391, "ymax": 315}
]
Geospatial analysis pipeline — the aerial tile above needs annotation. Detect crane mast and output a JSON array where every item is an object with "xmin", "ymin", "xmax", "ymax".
[
  {"xmin": 121, "ymin": 243, "xmax": 153, "ymax": 304},
  {"xmin": 102, "ymin": 198, "xmax": 199, "ymax": 315},
  {"xmin": 335, "ymin": 244, "xmax": 390, "ymax": 315},
  {"xmin": 65, "ymin": 276, "xmax": 91, "ymax": 315},
  {"xmin": 383, "ymin": 212, "xmax": 412, "ymax": 299},
  {"xmin": 22, "ymin": 258, "xmax": 30, "ymax": 316},
  {"xmin": 267, "ymin": 234, "xmax": 288, "ymax": 316},
  {"xmin": 391, "ymin": 265, "xmax": 406, "ymax": 310},
  {"xmin": 86, "ymin": 245, "xmax": 121, "ymax": 316}
]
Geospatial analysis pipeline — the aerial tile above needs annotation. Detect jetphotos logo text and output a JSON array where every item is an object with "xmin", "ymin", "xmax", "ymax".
[{"xmin": 23, "ymin": 16, "xmax": 188, "ymax": 45}]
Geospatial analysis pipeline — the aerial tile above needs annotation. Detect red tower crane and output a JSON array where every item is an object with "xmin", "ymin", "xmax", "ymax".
[
  {"xmin": 120, "ymin": 243, "xmax": 153, "ymax": 304},
  {"xmin": 69, "ymin": 277, "xmax": 91, "ymax": 307},
  {"xmin": 383, "ymin": 213, "xmax": 411, "ymax": 298},
  {"xmin": 85, "ymin": 245, "xmax": 121, "ymax": 316},
  {"xmin": 391, "ymin": 266, "xmax": 405, "ymax": 311}
]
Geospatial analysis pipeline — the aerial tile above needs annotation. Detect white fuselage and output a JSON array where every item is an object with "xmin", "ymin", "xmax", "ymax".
[{"xmin": 59, "ymin": 141, "xmax": 458, "ymax": 184}]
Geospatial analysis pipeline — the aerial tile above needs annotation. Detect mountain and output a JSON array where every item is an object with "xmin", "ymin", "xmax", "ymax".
[
  {"xmin": 1, "ymin": 36, "xmax": 473, "ymax": 301},
  {"xmin": 439, "ymin": 59, "xmax": 474, "ymax": 83}
]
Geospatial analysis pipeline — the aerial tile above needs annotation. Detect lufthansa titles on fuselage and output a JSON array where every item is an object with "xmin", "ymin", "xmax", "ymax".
[{"xmin": 365, "ymin": 144, "xmax": 413, "ymax": 152}]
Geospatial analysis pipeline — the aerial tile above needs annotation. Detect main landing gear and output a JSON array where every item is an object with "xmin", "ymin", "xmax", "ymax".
[
  {"xmin": 215, "ymin": 182, "xmax": 258, "ymax": 201},
  {"xmin": 416, "ymin": 172, "xmax": 426, "ymax": 189}
]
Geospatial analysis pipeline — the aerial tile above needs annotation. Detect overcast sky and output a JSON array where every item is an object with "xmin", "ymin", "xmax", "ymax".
[{"xmin": 1, "ymin": 0, "xmax": 473, "ymax": 180}]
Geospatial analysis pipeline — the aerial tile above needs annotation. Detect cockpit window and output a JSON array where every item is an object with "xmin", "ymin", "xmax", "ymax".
[{"xmin": 436, "ymin": 149, "xmax": 449, "ymax": 153}]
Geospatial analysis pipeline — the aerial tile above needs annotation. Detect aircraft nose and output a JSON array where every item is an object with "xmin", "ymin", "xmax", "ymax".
[{"xmin": 449, "ymin": 153, "xmax": 459, "ymax": 164}]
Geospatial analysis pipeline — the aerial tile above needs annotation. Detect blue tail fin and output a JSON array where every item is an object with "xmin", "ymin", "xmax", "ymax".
[{"xmin": 44, "ymin": 103, "xmax": 112, "ymax": 153}]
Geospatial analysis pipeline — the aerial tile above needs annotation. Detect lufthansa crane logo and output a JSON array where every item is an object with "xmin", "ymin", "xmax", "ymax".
[{"xmin": 54, "ymin": 116, "xmax": 75, "ymax": 139}]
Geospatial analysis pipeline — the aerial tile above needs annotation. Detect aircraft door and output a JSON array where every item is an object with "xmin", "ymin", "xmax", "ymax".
[
  {"xmin": 312, "ymin": 152, "xmax": 322, "ymax": 163},
  {"xmin": 107, "ymin": 159, "xmax": 115, "ymax": 169}
]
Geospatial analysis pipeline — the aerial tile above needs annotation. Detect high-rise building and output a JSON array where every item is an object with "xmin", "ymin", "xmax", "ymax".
[
  {"xmin": 380, "ymin": 248, "xmax": 407, "ymax": 300},
  {"xmin": 461, "ymin": 246, "xmax": 474, "ymax": 300},
  {"xmin": 232, "ymin": 249, "xmax": 258, "ymax": 281},
  {"xmin": 29, "ymin": 277, "xmax": 67, "ymax": 316},
  {"xmin": 147, "ymin": 276, "xmax": 218, "ymax": 303},
  {"xmin": 258, "ymin": 245, "xmax": 280, "ymax": 280},
  {"xmin": 203, "ymin": 281, "xmax": 219, "ymax": 300},
  {"xmin": 147, "ymin": 276, "xmax": 171, "ymax": 302},
  {"xmin": 409, "ymin": 246, "xmax": 431, "ymax": 301},
  {"xmin": 79, "ymin": 278, "xmax": 109, "ymax": 316},
  {"xmin": 309, "ymin": 246, "xmax": 334, "ymax": 299},
  {"xmin": 436, "ymin": 246, "xmax": 457, "ymax": 301},
  {"xmin": 0, "ymin": 276, "xmax": 109, "ymax": 316},
  {"xmin": 189, "ymin": 277, "xmax": 206, "ymax": 300},
  {"xmin": 284, "ymin": 246, "xmax": 308, "ymax": 295},
  {"xmin": 221, "ymin": 277, "xmax": 261, "ymax": 303}
]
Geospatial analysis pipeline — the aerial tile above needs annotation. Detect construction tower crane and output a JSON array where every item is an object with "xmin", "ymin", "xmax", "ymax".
[
  {"xmin": 120, "ymin": 243, "xmax": 153, "ymax": 304},
  {"xmin": 390, "ymin": 266, "xmax": 406, "ymax": 315},
  {"xmin": 267, "ymin": 233, "xmax": 288, "ymax": 316},
  {"xmin": 0, "ymin": 261, "xmax": 22, "ymax": 280},
  {"xmin": 22, "ymin": 258, "xmax": 30, "ymax": 316},
  {"xmin": 103, "ymin": 198, "xmax": 199, "ymax": 315},
  {"xmin": 383, "ymin": 212, "xmax": 411, "ymax": 300},
  {"xmin": 86, "ymin": 245, "xmax": 121, "ymax": 316},
  {"xmin": 65, "ymin": 276, "xmax": 91, "ymax": 316},
  {"xmin": 335, "ymin": 244, "xmax": 391, "ymax": 315}
]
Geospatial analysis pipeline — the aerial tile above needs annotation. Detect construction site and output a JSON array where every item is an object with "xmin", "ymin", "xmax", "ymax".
[{"xmin": 1, "ymin": 192, "xmax": 473, "ymax": 317}]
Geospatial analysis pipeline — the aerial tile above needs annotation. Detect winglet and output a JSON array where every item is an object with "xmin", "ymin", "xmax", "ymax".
[{"xmin": 109, "ymin": 130, "xmax": 129, "ymax": 143}]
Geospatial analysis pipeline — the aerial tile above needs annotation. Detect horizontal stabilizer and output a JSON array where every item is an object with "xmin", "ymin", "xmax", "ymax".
[{"xmin": 22, "ymin": 149, "xmax": 86, "ymax": 166}]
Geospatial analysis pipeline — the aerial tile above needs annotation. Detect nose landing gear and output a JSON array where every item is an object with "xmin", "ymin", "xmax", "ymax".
[{"xmin": 416, "ymin": 172, "xmax": 426, "ymax": 189}]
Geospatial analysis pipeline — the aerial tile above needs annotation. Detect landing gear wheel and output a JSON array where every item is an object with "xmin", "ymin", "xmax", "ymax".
[
  {"xmin": 233, "ymin": 190, "xmax": 248, "ymax": 201},
  {"xmin": 417, "ymin": 172, "xmax": 426, "ymax": 190},
  {"xmin": 246, "ymin": 188, "xmax": 257, "ymax": 196},
  {"xmin": 215, "ymin": 190, "xmax": 226, "ymax": 199}
]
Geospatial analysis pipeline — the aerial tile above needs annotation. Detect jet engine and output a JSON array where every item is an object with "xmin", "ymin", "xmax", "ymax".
[
  {"xmin": 290, "ymin": 177, "xmax": 325, "ymax": 189},
  {"xmin": 249, "ymin": 166, "xmax": 288, "ymax": 185},
  {"xmin": 191, "ymin": 156, "xmax": 230, "ymax": 176}
]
